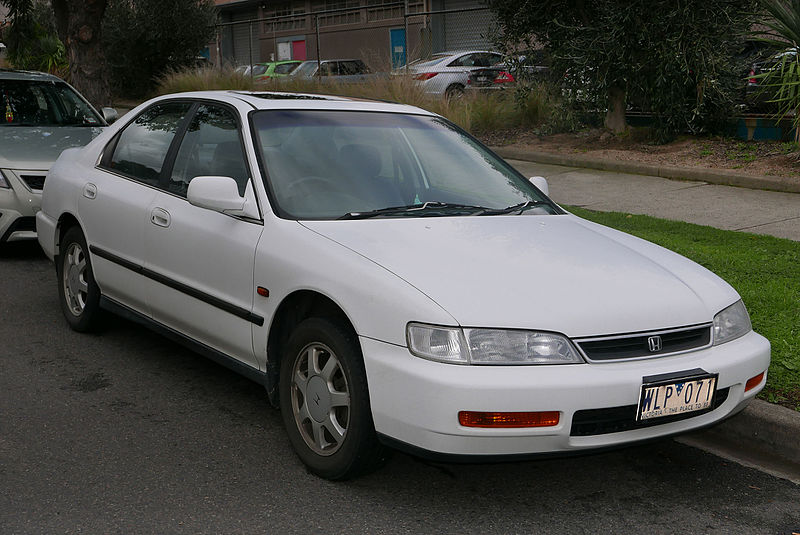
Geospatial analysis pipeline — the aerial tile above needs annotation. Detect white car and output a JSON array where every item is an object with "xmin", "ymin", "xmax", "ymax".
[
  {"xmin": 0, "ymin": 70, "xmax": 115, "ymax": 244},
  {"xmin": 406, "ymin": 50, "xmax": 503, "ymax": 98},
  {"xmin": 37, "ymin": 91, "xmax": 770, "ymax": 480}
]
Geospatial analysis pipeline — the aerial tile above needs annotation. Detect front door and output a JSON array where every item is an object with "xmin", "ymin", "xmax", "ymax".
[{"xmin": 144, "ymin": 103, "xmax": 264, "ymax": 369}]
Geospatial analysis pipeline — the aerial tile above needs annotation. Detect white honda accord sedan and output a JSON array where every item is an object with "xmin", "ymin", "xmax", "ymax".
[{"xmin": 37, "ymin": 91, "xmax": 770, "ymax": 479}]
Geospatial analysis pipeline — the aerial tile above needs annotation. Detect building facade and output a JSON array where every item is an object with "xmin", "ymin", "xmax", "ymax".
[{"xmin": 212, "ymin": 0, "xmax": 495, "ymax": 70}]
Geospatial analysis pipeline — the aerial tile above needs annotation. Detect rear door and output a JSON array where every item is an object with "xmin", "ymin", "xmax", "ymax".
[{"xmin": 86, "ymin": 101, "xmax": 193, "ymax": 314}]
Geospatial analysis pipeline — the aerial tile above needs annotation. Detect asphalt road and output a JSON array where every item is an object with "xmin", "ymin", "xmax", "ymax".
[{"xmin": 2, "ymin": 241, "xmax": 799, "ymax": 534}]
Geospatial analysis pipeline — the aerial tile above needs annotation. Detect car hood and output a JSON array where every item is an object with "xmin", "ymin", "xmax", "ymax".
[
  {"xmin": 301, "ymin": 215, "xmax": 738, "ymax": 337},
  {"xmin": 0, "ymin": 126, "xmax": 103, "ymax": 170}
]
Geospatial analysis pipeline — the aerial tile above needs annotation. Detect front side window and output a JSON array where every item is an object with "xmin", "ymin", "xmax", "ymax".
[
  {"xmin": 0, "ymin": 79, "xmax": 102, "ymax": 127},
  {"xmin": 106, "ymin": 102, "xmax": 191, "ymax": 187},
  {"xmin": 252, "ymin": 110, "xmax": 559, "ymax": 220},
  {"xmin": 170, "ymin": 104, "xmax": 249, "ymax": 197}
]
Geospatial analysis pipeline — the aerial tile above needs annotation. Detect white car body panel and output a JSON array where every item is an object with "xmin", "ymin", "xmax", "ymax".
[
  {"xmin": 145, "ymin": 189, "xmax": 263, "ymax": 368},
  {"xmin": 37, "ymin": 90, "xmax": 771, "ymax": 462},
  {"xmin": 301, "ymin": 216, "xmax": 739, "ymax": 337}
]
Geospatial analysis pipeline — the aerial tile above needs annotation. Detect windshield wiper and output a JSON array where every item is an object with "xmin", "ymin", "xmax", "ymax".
[
  {"xmin": 338, "ymin": 201, "xmax": 490, "ymax": 220},
  {"xmin": 477, "ymin": 200, "xmax": 553, "ymax": 216}
]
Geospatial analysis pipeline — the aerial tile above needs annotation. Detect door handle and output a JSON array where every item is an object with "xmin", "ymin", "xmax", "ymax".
[
  {"xmin": 82, "ymin": 183, "xmax": 97, "ymax": 199},
  {"xmin": 150, "ymin": 207, "xmax": 171, "ymax": 228}
]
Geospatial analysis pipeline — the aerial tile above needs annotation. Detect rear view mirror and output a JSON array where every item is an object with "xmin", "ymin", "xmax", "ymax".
[
  {"xmin": 101, "ymin": 107, "xmax": 119, "ymax": 124},
  {"xmin": 187, "ymin": 176, "xmax": 257, "ymax": 218},
  {"xmin": 529, "ymin": 175, "xmax": 549, "ymax": 196}
]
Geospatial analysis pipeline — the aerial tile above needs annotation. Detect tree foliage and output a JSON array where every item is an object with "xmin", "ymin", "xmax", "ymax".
[
  {"xmin": 0, "ymin": 0, "xmax": 66, "ymax": 75},
  {"xmin": 2, "ymin": 0, "xmax": 111, "ymax": 107},
  {"xmin": 752, "ymin": 0, "xmax": 800, "ymax": 142},
  {"xmin": 103, "ymin": 0, "xmax": 217, "ymax": 98},
  {"xmin": 489, "ymin": 0, "xmax": 758, "ymax": 141}
]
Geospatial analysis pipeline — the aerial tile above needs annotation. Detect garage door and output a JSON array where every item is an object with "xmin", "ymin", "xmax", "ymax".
[
  {"xmin": 232, "ymin": 9, "xmax": 260, "ymax": 65},
  {"xmin": 442, "ymin": 0, "xmax": 494, "ymax": 51}
]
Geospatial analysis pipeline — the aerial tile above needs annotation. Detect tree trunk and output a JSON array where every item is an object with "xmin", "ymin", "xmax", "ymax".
[
  {"xmin": 604, "ymin": 84, "xmax": 627, "ymax": 134},
  {"xmin": 52, "ymin": 0, "xmax": 110, "ymax": 109}
]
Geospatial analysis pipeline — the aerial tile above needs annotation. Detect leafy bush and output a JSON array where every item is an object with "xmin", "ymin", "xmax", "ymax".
[{"xmin": 0, "ymin": 0, "xmax": 66, "ymax": 75}]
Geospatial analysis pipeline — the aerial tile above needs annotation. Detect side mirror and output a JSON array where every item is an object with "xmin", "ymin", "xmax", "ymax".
[
  {"xmin": 101, "ymin": 107, "xmax": 119, "ymax": 124},
  {"xmin": 187, "ymin": 176, "xmax": 257, "ymax": 218},
  {"xmin": 529, "ymin": 175, "xmax": 549, "ymax": 196}
]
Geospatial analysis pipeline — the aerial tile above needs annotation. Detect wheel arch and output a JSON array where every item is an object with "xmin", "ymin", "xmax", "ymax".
[
  {"xmin": 265, "ymin": 289, "xmax": 359, "ymax": 407},
  {"xmin": 55, "ymin": 212, "xmax": 82, "ymax": 258}
]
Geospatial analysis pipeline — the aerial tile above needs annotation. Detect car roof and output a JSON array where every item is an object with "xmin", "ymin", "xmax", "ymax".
[
  {"xmin": 0, "ymin": 68, "xmax": 64, "ymax": 82},
  {"xmin": 150, "ymin": 90, "xmax": 437, "ymax": 116}
]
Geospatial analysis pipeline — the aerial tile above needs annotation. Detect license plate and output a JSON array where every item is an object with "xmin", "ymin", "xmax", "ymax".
[{"xmin": 637, "ymin": 374, "xmax": 717, "ymax": 421}]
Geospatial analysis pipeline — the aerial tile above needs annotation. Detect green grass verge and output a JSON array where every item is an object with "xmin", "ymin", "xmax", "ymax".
[{"xmin": 566, "ymin": 206, "xmax": 800, "ymax": 411}]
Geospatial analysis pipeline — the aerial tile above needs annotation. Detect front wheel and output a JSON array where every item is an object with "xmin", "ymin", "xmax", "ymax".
[
  {"xmin": 279, "ymin": 318, "xmax": 388, "ymax": 480},
  {"xmin": 57, "ymin": 226, "xmax": 102, "ymax": 332}
]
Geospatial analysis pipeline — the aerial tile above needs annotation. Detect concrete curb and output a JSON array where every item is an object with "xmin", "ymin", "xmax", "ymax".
[
  {"xmin": 712, "ymin": 399, "xmax": 800, "ymax": 464},
  {"xmin": 491, "ymin": 146, "xmax": 800, "ymax": 194}
]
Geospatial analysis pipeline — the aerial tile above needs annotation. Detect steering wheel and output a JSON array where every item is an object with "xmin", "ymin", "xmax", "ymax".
[{"xmin": 285, "ymin": 175, "xmax": 342, "ymax": 196}]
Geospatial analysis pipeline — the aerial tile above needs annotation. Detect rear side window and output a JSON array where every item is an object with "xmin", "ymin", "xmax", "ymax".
[{"xmin": 105, "ymin": 102, "xmax": 191, "ymax": 187}]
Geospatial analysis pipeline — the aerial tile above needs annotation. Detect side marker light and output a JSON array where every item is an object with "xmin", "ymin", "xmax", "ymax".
[
  {"xmin": 458, "ymin": 411, "xmax": 560, "ymax": 428},
  {"xmin": 745, "ymin": 372, "xmax": 765, "ymax": 392}
]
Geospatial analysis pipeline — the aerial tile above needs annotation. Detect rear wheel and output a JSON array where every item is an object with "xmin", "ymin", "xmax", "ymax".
[
  {"xmin": 279, "ymin": 318, "xmax": 388, "ymax": 480},
  {"xmin": 445, "ymin": 83, "xmax": 465, "ymax": 100},
  {"xmin": 57, "ymin": 226, "xmax": 102, "ymax": 332}
]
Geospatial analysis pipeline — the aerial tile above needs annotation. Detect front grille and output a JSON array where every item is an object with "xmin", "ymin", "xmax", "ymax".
[
  {"xmin": 570, "ymin": 387, "xmax": 729, "ymax": 436},
  {"xmin": 1, "ymin": 216, "xmax": 36, "ymax": 243},
  {"xmin": 20, "ymin": 174, "xmax": 46, "ymax": 191},
  {"xmin": 576, "ymin": 325, "xmax": 711, "ymax": 361},
  {"xmin": 12, "ymin": 216, "xmax": 36, "ymax": 232}
]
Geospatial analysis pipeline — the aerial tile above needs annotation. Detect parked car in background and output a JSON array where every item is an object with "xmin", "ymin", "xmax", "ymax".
[
  {"xmin": 288, "ymin": 59, "xmax": 381, "ymax": 83},
  {"xmin": 404, "ymin": 50, "xmax": 503, "ymax": 98},
  {"xmin": 745, "ymin": 47, "xmax": 797, "ymax": 111},
  {"xmin": 38, "ymin": 90, "xmax": 769, "ymax": 481},
  {"xmin": 466, "ymin": 52, "xmax": 551, "ymax": 94},
  {"xmin": 0, "ymin": 69, "xmax": 115, "ymax": 245},
  {"xmin": 466, "ymin": 65, "xmax": 517, "ymax": 93},
  {"xmin": 254, "ymin": 60, "xmax": 302, "ymax": 81}
]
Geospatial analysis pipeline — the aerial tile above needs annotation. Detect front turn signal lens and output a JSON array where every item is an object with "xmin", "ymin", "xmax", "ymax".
[
  {"xmin": 745, "ymin": 372, "xmax": 765, "ymax": 392},
  {"xmin": 458, "ymin": 411, "xmax": 560, "ymax": 428}
]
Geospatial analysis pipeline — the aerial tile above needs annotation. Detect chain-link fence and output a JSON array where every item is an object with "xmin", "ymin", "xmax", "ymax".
[{"xmin": 212, "ymin": 2, "xmax": 496, "ymax": 77}]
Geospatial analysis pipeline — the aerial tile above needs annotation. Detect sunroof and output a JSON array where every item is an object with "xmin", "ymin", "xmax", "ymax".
[{"xmin": 234, "ymin": 91, "xmax": 333, "ymax": 101}]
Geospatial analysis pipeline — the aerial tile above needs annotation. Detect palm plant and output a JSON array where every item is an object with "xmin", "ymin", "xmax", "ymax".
[{"xmin": 754, "ymin": 0, "xmax": 800, "ymax": 143}]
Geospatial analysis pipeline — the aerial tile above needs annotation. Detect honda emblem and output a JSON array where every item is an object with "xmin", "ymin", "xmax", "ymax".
[{"xmin": 647, "ymin": 336, "xmax": 663, "ymax": 352}]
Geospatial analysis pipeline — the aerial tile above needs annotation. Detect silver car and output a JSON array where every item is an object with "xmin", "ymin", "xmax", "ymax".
[
  {"xmin": 0, "ymin": 70, "xmax": 115, "ymax": 244},
  {"xmin": 406, "ymin": 50, "xmax": 503, "ymax": 98}
]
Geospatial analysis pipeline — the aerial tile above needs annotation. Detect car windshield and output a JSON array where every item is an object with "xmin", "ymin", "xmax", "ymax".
[
  {"xmin": 252, "ymin": 110, "xmax": 559, "ymax": 220},
  {"xmin": 0, "ymin": 79, "xmax": 102, "ymax": 127},
  {"xmin": 411, "ymin": 54, "xmax": 451, "ymax": 69},
  {"xmin": 291, "ymin": 61, "xmax": 318, "ymax": 77},
  {"xmin": 274, "ymin": 62, "xmax": 300, "ymax": 74}
]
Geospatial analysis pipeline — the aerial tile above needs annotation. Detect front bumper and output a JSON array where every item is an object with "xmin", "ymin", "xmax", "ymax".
[
  {"xmin": 0, "ymin": 169, "xmax": 44, "ymax": 243},
  {"xmin": 362, "ymin": 330, "xmax": 770, "ymax": 457}
]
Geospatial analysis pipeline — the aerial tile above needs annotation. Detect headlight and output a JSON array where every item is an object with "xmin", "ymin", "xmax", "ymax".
[
  {"xmin": 713, "ymin": 300, "xmax": 752, "ymax": 345},
  {"xmin": 407, "ymin": 323, "xmax": 583, "ymax": 365},
  {"xmin": 0, "ymin": 170, "xmax": 10, "ymax": 189}
]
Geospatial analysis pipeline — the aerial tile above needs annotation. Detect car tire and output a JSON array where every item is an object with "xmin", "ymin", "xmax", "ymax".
[
  {"xmin": 57, "ymin": 226, "xmax": 102, "ymax": 332},
  {"xmin": 279, "ymin": 317, "xmax": 388, "ymax": 480},
  {"xmin": 446, "ymin": 84, "xmax": 465, "ymax": 100}
]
